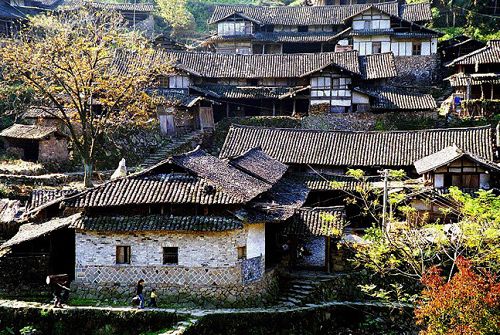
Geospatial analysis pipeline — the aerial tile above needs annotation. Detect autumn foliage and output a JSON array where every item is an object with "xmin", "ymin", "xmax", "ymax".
[{"xmin": 416, "ymin": 257, "xmax": 500, "ymax": 335}]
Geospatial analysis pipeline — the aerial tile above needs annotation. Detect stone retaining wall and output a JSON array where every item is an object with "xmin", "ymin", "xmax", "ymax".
[
  {"xmin": 72, "ymin": 268, "xmax": 279, "ymax": 307},
  {"xmin": 389, "ymin": 55, "xmax": 442, "ymax": 86},
  {"xmin": 0, "ymin": 255, "xmax": 50, "ymax": 297},
  {"xmin": 302, "ymin": 111, "xmax": 438, "ymax": 131}
]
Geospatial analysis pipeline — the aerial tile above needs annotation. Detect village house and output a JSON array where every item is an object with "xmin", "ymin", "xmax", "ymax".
[
  {"xmin": 149, "ymin": 50, "xmax": 436, "ymax": 133},
  {"xmin": 205, "ymin": 2, "xmax": 436, "ymax": 56},
  {"xmin": 405, "ymin": 145, "xmax": 500, "ymax": 224},
  {"xmin": 0, "ymin": 107, "xmax": 70, "ymax": 162},
  {"xmin": 445, "ymin": 40, "xmax": 500, "ymax": 118},
  {"xmin": 220, "ymin": 124, "xmax": 498, "ymax": 228},
  {"xmin": 438, "ymin": 35, "xmax": 485, "ymax": 63},
  {"xmin": 220, "ymin": 124, "xmax": 496, "ymax": 179},
  {"xmin": 0, "ymin": 0, "xmax": 154, "ymax": 37},
  {"xmin": 0, "ymin": 147, "xmax": 345, "ymax": 305}
]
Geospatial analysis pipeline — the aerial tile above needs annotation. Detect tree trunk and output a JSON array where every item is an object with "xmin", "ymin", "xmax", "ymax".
[{"xmin": 83, "ymin": 161, "xmax": 94, "ymax": 188}]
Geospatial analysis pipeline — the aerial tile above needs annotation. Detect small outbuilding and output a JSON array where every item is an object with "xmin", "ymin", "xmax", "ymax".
[{"xmin": 0, "ymin": 124, "xmax": 69, "ymax": 162}]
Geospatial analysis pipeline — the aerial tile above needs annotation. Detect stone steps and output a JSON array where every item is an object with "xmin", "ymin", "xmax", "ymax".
[
  {"xmin": 160, "ymin": 318, "xmax": 199, "ymax": 335},
  {"xmin": 140, "ymin": 130, "xmax": 205, "ymax": 168},
  {"xmin": 278, "ymin": 272, "xmax": 334, "ymax": 307}
]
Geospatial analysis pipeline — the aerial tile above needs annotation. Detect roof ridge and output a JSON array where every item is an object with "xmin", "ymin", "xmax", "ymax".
[
  {"xmin": 447, "ymin": 43, "xmax": 493, "ymax": 66},
  {"xmin": 229, "ymin": 124, "xmax": 492, "ymax": 135}
]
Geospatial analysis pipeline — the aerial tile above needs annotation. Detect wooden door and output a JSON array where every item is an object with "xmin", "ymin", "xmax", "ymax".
[
  {"xmin": 159, "ymin": 114, "xmax": 176, "ymax": 136},
  {"xmin": 199, "ymin": 107, "xmax": 214, "ymax": 130}
]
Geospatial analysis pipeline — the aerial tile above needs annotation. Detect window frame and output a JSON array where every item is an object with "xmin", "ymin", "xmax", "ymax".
[
  {"xmin": 116, "ymin": 245, "xmax": 131, "ymax": 265},
  {"xmin": 412, "ymin": 42, "xmax": 422, "ymax": 56},
  {"xmin": 163, "ymin": 247, "xmax": 179, "ymax": 265},
  {"xmin": 237, "ymin": 246, "xmax": 247, "ymax": 260},
  {"xmin": 372, "ymin": 41, "xmax": 382, "ymax": 54}
]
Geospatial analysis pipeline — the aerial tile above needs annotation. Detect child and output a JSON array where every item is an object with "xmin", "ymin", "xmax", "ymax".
[{"xmin": 148, "ymin": 289, "xmax": 158, "ymax": 308}]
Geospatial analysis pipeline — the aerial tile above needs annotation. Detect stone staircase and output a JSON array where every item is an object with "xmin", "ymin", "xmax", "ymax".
[
  {"xmin": 139, "ymin": 130, "xmax": 205, "ymax": 168},
  {"xmin": 278, "ymin": 271, "xmax": 336, "ymax": 307},
  {"xmin": 160, "ymin": 318, "xmax": 200, "ymax": 335}
]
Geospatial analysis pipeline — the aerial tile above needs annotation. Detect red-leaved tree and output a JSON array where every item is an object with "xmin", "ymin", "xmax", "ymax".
[{"xmin": 416, "ymin": 257, "xmax": 500, "ymax": 335}]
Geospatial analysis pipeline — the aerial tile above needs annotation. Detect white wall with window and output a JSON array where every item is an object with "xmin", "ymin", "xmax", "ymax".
[
  {"xmin": 310, "ymin": 74, "xmax": 352, "ymax": 107},
  {"xmin": 352, "ymin": 10, "xmax": 390, "ymax": 31},
  {"xmin": 168, "ymin": 75, "xmax": 190, "ymax": 89},
  {"xmin": 217, "ymin": 19, "xmax": 253, "ymax": 36},
  {"xmin": 390, "ymin": 38, "xmax": 437, "ymax": 56},
  {"xmin": 309, "ymin": 25, "xmax": 335, "ymax": 32},
  {"xmin": 352, "ymin": 35, "xmax": 390, "ymax": 55},
  {"xmin": 274, "ymin": 25, "xmax": 298, "ymax": 32}
]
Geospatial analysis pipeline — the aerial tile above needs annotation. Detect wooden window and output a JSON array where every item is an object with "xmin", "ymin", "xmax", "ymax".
[
  {"xmin": 444, "ymin": 174, "xmax": 480, "ymax": 189},
  {"xmin": 412, "ymin": 42, "xmax": 422, "ymax": 56},
  {"xmin": 116, "ymin": 246, "xmax": 131, "ymax": 264},
  {"xmin": 158, "ymin": 76, "xmax": 169, "ymax": 88},
  {"xmin": 168, "ymin": 76, "xmax": 189, "ymax": 89},
  {"xmin": 163, "ymin": 247, "xmax": 178, "ymax": 265},
  {"xmin": 237, "ymin": 246, "xmax": 247, "ymax": 260},
  {"xmin": 372, "ymin": 42, "xmax": 382, "ymax": 54},
  {"xmin": 218, "ymin": 21, "xmax": 248, "ymax": 36}
]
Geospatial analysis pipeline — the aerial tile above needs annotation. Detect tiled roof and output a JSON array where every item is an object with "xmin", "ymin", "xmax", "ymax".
[
  {"xmin": 284, "ymin": 206, "xmax": 345, "ymax": 237},
  {"xmin": 172, "ymin": 148, "xmax": 273, "ymax": 202},
  {"xmin": 29, "ymin": 189, "xmax": 78, "ymax": 209},
  {"xmin": 356, "ymin": 87, "xmax": 437, "ymax": 110},
  {"xmin": 359, "ymin": 53, "xmax": 397, "ymax": 80},
  {"xmin": 0, "ymin": 124, "xmax": 65, "ymax": 140},
  {"xmin": 66, "ymin": 147, "xmax": 285, "ymax": 208},
  {"xmin": 158, "ymin": 51, "xmax": 362, "ymax": 78},
  {"xmin": 348, "ymin": 30, "xmax": 436, "ymax": 38},
  {"xmin": 228, "ymin": 147, "xmax": 288, "ymax": 184},
  {"xmin": 399, "ymin": 2, "xmax": 433, "ymax": 22},
  {"xmin": 446, "ymin": 73, "xmax": 500, "ymax": 87},
  {"xmin": 0, "ymin": 2, "xmax": 44, "ymax": 19},
  {"xmin": 59, "ymin": 0, "xmax": 154, "ymax": 12},
  {"xmin": 210, "ymin": 2, "xmax": 408, "ymax": 25},
  {"xmin": 448, "ymin": 40, "xmax": 500, "ymax": 66},
  {"xmin": 298, "ymin": 174, "xmax": 378, "ymax": 191},
  {"xmin": 23, "ymin": 106, "xmax": 66, "ymax": 119},
  {"xmin": 156, "ymin": 89, "xmax": 205, "ymax": 107},
  {"xmin": 71, "ymin": 215, "xmax": 243, "ymax": 232},
  {"xmin": 220, "ymin": 125, "xmax": 494, "ymax": 167},
  {"xmin": 209, "ymin": 32, "xmax": 342, "ymax": 43},
  {"xmin": 0, "ymin": 214, "xmax": 81, "ymax": 251},
  {"xmin": 191, "ymin": 85, "xmax": 306, "ymax": 100},
  {"xmin": 349, "ymin": 29, "xmax": 394, "ymax": 36},
  {"xmin": 414, "ymin": 145, "xmax": 500, "ymax": 175},
  {"xmin": 65, "ymin": 173, "xmax": 242, "ymax": 207},
  {"xmin": 0, "ymin": 1, "xmax": 24, "ymax": 19}
]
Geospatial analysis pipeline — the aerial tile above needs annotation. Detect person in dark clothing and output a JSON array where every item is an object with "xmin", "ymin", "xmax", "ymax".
[
  {"xmin": 136, "ymin": 279, "xmax": 145, "ymax": 309},
  {"xmin": 47, "ymin": 275, "xmax": 70, "ymax": 308}
]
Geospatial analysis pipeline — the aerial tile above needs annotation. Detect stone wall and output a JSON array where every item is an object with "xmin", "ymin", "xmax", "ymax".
[
  {"xmin": 0, "ymin": 255, "xmax": 50, "ymax": 297},
  {"xmin": 73, "ymin": 225, "xmax": 276, "ymax": 306},
  {"xmin": 39, "ymin": 136, "xmax": 69, "ymax": 163},
  {"xmin": 389, "ymin": 55, "xmax": 442, "ymax": 87},
  {"xmin": 72, "ymin": 267, "xmax": 279, "ymax": 307},
  {"xmin": 302, "ymin": 111, "xmax": 438, "ymax": 131}
]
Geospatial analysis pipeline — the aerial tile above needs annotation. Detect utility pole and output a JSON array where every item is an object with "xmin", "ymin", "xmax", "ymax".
[{"xmin": 378, "ymin": 169, "xmax": 389, "ymax": 233}]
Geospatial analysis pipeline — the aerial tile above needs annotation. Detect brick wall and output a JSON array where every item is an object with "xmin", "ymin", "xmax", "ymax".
[
  {"xmin": 73, "ymin": 224, "xmax": 275, "ymax": 306},
  {"xmin": 39, "ymin": 136, "xmax": 69, "ymax": 162}
]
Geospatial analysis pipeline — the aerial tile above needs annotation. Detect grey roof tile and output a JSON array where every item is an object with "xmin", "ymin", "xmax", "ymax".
[{"xmin": 220, "ymin": 125, "xmax": 494, "ymax": 167}]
